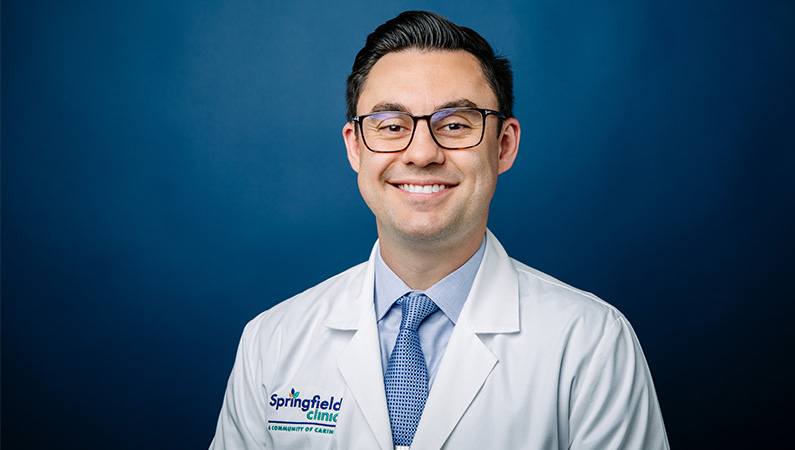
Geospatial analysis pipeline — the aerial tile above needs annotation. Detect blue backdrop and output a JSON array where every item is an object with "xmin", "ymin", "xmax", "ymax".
[{"xmin": 3, "ymin": 1, "xmax": 793, "ymax": 448}]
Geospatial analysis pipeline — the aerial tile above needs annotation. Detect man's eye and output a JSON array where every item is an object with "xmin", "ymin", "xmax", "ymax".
[
  {"xmin": 381, "ymin": 124, "xmax": 405, "ymax": 132},
  {"xmin": 441, "ymin": 122, "xmax": 469, "ymax": 131}
]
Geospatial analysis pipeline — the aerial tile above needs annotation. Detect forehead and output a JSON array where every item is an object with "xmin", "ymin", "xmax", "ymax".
[{"xmin": 357, "ymin": 49, "xmax": 496, "ymax": 114}]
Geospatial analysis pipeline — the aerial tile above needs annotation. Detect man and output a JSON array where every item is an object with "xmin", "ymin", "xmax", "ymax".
[{"xmin": 210, "ymin": 11, "xmax": 668, "ymax": 450}]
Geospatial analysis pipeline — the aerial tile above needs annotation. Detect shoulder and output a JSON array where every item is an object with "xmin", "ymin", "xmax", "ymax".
[
  {"xmin": 230, "ymin": 261, "xmax": 369, "ymax": 384},
  {"xmin": 244, "ymin": 261, "xmax": 367, "ymax": 335},
  {"xmin": 504, "ymin": 258, "xmax": 651, "ymax": 386},
  {"xmin": 483, "ymin": 230, "xmax": 624, "ymax": 329},
  {"xmin": 511, "ymin": 258, "xmax": 618, "ymax": 309},
  {"xmin": 509, "ymin": 257, "xmax": 629, "ymax": 338}
]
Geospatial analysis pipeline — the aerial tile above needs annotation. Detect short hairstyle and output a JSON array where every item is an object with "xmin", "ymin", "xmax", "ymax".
[{"xmin": 346, "ymin": 11, "xmax": 514, "ymax": 121}]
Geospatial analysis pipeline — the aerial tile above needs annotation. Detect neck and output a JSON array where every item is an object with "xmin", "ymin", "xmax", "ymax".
[{"xmin": 378, "ymin": 226, "xmax": 486, "ymax": 291}]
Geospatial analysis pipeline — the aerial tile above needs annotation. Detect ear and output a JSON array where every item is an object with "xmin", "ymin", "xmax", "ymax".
[
  {"xmin": 497, "ymin": 117, "xmax": 520, "ymax": 175},
  {"xmin": 343, "ymin": 121, "xmax": 361, "ymax": 173}
]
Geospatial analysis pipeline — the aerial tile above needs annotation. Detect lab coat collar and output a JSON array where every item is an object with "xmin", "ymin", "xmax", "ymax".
[
  {"xmin": 324, "ymin": 230, "xmax": 519, "ymax": 332},
  {"xmin": 463, "ymin": 229, "xmax": 521, "ymax": 334},
  {"xmin": 324, "ymin": 242, "xmax": 379, "ymax": 330}
]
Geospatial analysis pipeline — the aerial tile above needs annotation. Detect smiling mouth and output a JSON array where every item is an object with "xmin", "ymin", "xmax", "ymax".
[{"xmin": 396, "ymin": 183, "xmax": 452, "ymax": 194}]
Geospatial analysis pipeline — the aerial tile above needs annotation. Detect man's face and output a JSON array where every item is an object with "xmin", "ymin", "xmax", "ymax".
[{"xmin": 343, "ymin": 50, "xmax": 519, "ymax": 249}]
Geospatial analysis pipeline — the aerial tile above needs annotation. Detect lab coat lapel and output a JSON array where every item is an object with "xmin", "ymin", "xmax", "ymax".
[
  {"xmin": 326, "ymin": 244, "xmax": 393, "ymax": 450},
  {"xmin": 412, "ymin": 312, "xmax": 497, "ymax": 449},
  {"xmin": 412, "ymin": 230, "xmax": 520, "ymax": 449}
]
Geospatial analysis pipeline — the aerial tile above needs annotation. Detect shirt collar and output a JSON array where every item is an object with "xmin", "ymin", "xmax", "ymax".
[{"xmin": 373, "ymin": 236, "xmax": 486, "ymax": 324}]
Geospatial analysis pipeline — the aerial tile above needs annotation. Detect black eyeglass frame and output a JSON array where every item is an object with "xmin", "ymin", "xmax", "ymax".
[{"xmin": 351, "ymin": 107, "xmax": 505, "ymax": 153}]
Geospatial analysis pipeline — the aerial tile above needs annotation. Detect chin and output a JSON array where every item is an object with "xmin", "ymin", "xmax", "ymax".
[{"xmin": 392, "ymin": 222, "xmax": 462, "ymax": 248}]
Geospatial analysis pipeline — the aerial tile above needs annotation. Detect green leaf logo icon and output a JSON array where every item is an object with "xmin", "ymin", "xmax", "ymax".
[{"xmin": 289, "ymin": 388, "xmax": 299, "ymax": 398}]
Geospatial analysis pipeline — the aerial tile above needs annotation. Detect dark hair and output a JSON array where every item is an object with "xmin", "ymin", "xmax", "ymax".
[{"xmin": 345, "ymin": 11, "xmax": 514, "ymax": 121}]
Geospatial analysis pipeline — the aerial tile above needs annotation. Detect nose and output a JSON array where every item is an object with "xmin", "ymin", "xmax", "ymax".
[{"xmin": 400, "ymin": 118, "xmax": 445, "ymax": 167}]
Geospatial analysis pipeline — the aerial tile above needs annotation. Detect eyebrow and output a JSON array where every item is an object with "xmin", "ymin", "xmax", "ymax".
[
  {"xmin": 368, "ymin": 98, "xmax": 479, "ymax": 114},
  {"xmin": 437, "ymin": 99, "xmax": 478, "ymax": 110},
  {"xmin": 369, "ymin": 102, "xmax": 409, "ymax": 113}
]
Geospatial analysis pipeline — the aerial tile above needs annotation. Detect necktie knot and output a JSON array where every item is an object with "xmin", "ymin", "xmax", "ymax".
[{"xmin": 399, "ymin": 293, "xmax": 438, "ymax": 332}]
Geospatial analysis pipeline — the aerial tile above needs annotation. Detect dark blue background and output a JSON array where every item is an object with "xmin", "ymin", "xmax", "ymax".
[{"xmin": 3, "ymin": 1, "xmax": 793, "ymax": 448}]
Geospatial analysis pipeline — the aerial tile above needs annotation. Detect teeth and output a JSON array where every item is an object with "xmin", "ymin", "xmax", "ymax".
[{"xmin": 398, "ymin": 184, "xmax": 448, "ymax": 193}]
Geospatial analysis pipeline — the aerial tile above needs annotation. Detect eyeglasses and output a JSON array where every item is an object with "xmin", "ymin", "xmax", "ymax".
[{"xmin": 352, "ymin": 107, "xmax": 505, "ymax": 153}]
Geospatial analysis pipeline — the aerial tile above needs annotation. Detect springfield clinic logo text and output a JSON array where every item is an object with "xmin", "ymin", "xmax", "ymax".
[{"xmin": 270, "ymin": 389, "xmax": 343, "ymax": 423}]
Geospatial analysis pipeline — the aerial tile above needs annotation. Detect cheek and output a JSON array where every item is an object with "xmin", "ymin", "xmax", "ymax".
[
  {"xmin": 358, "ymin": 153, "xmax": 396, "ymax": 184},
  {"xmin": 356, "ymin": 160, "xmax": 385, "ymax": 205},
  {"xmin": 357, "ymin": 170, "xmax": 374, "ymax": 197},
  {"xmin": 465, "ymin": 152, "xmax": 499, "ymax": 183},
  {"xmin": 357, "ymin": 173, "xmax": 377, "ymax": 212},
  {"xmin": 466, "ymin": 156, "xmax": 500, "ymax": 203}
]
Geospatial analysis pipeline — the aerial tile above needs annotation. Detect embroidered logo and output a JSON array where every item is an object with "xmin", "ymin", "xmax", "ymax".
[{"xmin": 267, "ymin": 388, "xmax": 344, "ymax": 436}]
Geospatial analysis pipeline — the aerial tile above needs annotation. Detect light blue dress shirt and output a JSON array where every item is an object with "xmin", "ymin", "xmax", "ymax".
[{"xmin": 374, "ymin": 237, "xmax": 486, "ymax": 388}]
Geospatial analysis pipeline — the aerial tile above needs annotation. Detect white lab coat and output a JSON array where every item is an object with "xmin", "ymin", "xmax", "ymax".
[{"xmin": 210, "ymin": 231, "xmax": 669, "ymax": 449}]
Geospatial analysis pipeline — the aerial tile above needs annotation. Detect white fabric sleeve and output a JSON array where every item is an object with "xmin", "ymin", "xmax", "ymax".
[
  {"xmin": 209, "ymin": 322, "xmax": 273, "ymax": 450},
  {"xmin": 568, "ymin": 316, "xmax": 669, "ymax": 449}
]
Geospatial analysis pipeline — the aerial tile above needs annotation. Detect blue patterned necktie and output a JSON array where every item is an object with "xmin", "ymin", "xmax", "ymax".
[{"xmin": 384, "ymin": 293, "xmax": 439, "ymax": 448}]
